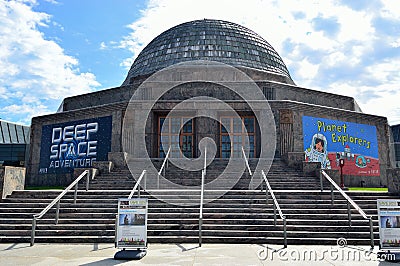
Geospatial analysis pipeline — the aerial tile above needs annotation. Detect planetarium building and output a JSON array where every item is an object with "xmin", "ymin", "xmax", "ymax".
[{"xmin": 27, "ymin": 19, "xmax": 394, "ymax": 189}]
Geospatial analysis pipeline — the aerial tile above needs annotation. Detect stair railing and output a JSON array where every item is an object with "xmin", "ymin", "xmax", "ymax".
[
  {"xmin": 157, "ymin": 147, "xmax": 171, "ymax": 189},
  {"xmin": 261, "ymin": 170, "xmax": 287, "ymax": 248},
  {"xmin": 241, "ymin": 146, "xmax": 253, "ymax": 189},
  {"xmin": 128, "ymin": 169, "xmax": 147, "ymax": 199},
  {"xmin": 30, "ymin": 169, "xmax": 90, "ymax": 246},
  {"xmin": 199, "ymin": 146, "xmax": 207, "ymax": 247},
  {"xmin": 320, "ymin": 170, "xmax": 374, "ymax": 247}
]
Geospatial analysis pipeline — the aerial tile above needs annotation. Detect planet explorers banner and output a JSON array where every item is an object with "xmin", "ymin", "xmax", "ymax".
[
  {"xmin": 39, "ymin": 116, "xmax": 112, "ymax": 174},
  {"xmin": 303, "ymin": 116, "xmax": 380, "ymax": 176}
]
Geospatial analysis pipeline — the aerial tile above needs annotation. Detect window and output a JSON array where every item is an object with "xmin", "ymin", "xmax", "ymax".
[
  {"xmin": 395, "ymin": 143, "xmax": 400, "ymax": 162},
  {"xmin": 158, "ymin": 117, "xmax": 193, "ymax": 158},
  {"xmin": 220, "ymin": 116, "xmax": 256, "ymax": 158},
  {"xmin": 262, "ymin": 86, "xmax": 275, "ymax": 100}
]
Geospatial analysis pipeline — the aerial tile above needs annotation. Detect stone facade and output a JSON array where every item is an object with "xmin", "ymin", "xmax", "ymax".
[{"xmin": 27, "ymin": 79, "xmax": 392, "ymax": 187}]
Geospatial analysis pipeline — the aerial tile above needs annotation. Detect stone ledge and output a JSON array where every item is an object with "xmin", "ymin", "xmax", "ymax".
[{"xmin": 92, "ymin": 161, "xmax": 114, "ymax": 175}]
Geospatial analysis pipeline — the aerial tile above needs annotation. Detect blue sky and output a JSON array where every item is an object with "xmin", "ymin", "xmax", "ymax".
[{"xmin": 0, "ymin": 0, "xmax": 399, "ymax": 125}]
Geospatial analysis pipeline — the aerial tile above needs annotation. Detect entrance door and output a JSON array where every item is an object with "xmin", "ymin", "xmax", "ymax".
[
  {"xmin": 158, "ymin": 117, "xmax": 193, "ymax": 158},
  {"xmin": 220, "ymin": 116, "xmax": 255, "ymax": 158}
]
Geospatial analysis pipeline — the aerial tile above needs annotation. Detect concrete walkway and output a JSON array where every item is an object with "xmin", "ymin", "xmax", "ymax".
[{"xmin": 0, "ymin": 243, "xmax": 396, "ymax": 265}]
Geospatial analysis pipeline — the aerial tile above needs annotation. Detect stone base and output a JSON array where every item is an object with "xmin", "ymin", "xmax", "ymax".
[
  {"xmin": 114, "ymin": 249, "xmax": 147, "ymax": 260},
  {"xmin": 0, "ymin": 166, "xmax": 26, "ymax": 199},
  {"xmin": 303, "ymin": 161, "xmax": 321, "ymax": 177},
  {"xmin": 387, "ymin": 168, "xmax": 400, "ymax": 193},
  {"xmin": 92, "ymin": 161, "xmax": 114, "ymax": 175},
  {"xmin": 283, "ymin": 152, "xmax": 304, "ymax": 171},
  {"xmin": 108, "ymin": 152, "xmax": 127, "ymax": 168}
]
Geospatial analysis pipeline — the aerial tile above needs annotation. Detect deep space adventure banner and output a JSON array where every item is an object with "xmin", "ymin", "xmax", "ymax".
[{"xmin": 39, "ymin": 116, "xmax": 112, "ymax": 174}]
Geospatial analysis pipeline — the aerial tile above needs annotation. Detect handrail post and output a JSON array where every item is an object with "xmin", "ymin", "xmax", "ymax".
[
  {"xmin": 55, "ymin": 200, "xmax": 60, "ymax": 224},
  {"xmin": 369, "ymin": 217, "xmax": 374, "ymax": 248},
  {"xmin": 74, "ymin": 183, "xmax": 78, "ymax": 205},
  {"xmin": 199, "ymin": 169, "xmax": 205, "ymax": 247},
  {"xmin": 266, "ymin": 188, "xmax": 269, "ymax": 205},
  {"xmin": 199, "ymin": 217, "xmax": 203, "ymax": 247},
  {"xmin": 86, "ymin": 170, "xmax": 90, "ymax": 191},
  {"xmin": 30, "ymin": 217, "xmax": 36, "ymax": 246},
  {"xmin": 347, "ymin": 201, "xmax": 351, "ymax": 227},
  {"xmin": 144, "ymin": 171, "xmax": 147, "ymax": 191},
  {"xmin": 320, "ymin": 170, "xmax": 323, "ymax": 192},
  {"xmin": 157, "ymin": 173, "xmax": 160, "ymax": 189},
  {"xmin": 273, "ymin": 203, "xmax": 277, "ymax": 226},
  {"xmin": 114, "ymin": 214, "xmax": 118, "ymax": 248},
  {"xmin": 330, "ymin": 184, "xmax": 334, "ymax": 205},
  {"xmin": 283, "ymin": 217, "xmax": 287, "ymax": 248}
]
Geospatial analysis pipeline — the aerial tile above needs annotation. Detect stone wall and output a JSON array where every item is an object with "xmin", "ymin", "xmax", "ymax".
[
  {"xmin": 387, "ymin": 168, "xmax": 400, "ymax": 194},
  {"xmin": 0, "ymin": 166, "xmax": 25, "ymax": 199}
]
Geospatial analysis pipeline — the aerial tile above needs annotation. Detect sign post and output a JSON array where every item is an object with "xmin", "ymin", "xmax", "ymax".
[
  {"xmin": 377, "ymin": 199, "xmax": 400, "ymax": 261},
  {"xmin": 114, "ymin": 198, "xmax": 148, "ymax": 260},
  {"xmin": 339, "ymin": 159, "xmax": 345, "ymax": 188}
]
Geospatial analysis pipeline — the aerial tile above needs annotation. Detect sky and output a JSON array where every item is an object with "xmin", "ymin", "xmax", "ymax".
[{"xmin": 0, "ymin": 0, "xmax": 399, "ymax": 126}]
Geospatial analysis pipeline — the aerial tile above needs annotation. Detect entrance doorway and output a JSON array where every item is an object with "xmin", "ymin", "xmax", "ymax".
[{"xmin": 158, "ymin": 117, "xmax": 193, "ymax": 158}]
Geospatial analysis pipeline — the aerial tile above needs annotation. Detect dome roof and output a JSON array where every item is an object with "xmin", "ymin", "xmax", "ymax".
[{"xmin": 122, "ymin": 19, "xmax": 293, "ymax": 85}]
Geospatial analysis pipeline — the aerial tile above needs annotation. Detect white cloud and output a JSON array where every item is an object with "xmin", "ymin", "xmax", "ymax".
[
  {"xmin": 0, "ymin": 0, "xmax": 100, "ymax": 124},
  {"xmin": 381, "ymin": 0, "xmax": 400, "ymax": 19},
  {"xmin": 2, "ymin": 103, "xmax": 49, "ymax": 124},
  {"xmin": 118, "ymin": 0, "xmax": 400, "ymax": 124},
  {"xmin": 100, "ymin": 41, "xmax": 107, "ymax": 50},
  {"xmin": 296, "ymin": 59, "xmax": 319, "ymax": 82}
]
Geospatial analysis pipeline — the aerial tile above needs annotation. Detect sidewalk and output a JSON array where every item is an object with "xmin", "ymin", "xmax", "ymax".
[{"xmin": 0, "ymin": 243, "xmax": 395, "ymax": 265}]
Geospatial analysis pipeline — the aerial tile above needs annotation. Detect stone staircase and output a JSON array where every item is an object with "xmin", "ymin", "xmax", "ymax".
[
  {"xmin": 85, "ymin": 159, "xmax": 322, "ymax": 190},
  {"xmin": 0, "ymin": 159, "xmax": 396, "ymax": 245}
]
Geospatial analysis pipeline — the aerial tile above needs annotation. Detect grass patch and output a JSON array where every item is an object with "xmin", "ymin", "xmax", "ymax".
[
  {"xmin": 348, "ymin": 187, "xmax": 388, "ymax": 192},
  {"xmin": 25, "ymin": 186, "xmax": 65, "ymax": 190}
]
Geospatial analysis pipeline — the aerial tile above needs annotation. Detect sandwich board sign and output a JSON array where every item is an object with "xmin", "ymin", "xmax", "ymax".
[
  {"xmin": 116, "ymin": 198, "xmax": 148, "ymax": 249},
  {"xmin": 377, "ymin": 199, "xmax": 400, "ymax": 261}
]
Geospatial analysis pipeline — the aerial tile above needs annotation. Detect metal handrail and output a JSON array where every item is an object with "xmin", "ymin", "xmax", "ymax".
[
  {"xmin": 241, "ymin": 146, "xmax": 253, "ymax": 176},
  {"xmin": 199, "ymin": 146, "xmax": 207, "ymax": 247},
  {"xmin": 241, "ymin": 146, "xmax": 253, "ymax": 189},
  {"xmin": 261, "ymin": 170, "xmax": 287, "ymax": 248},
  {"xmin": 203, "ymin": 146, "xmax": 207, "ymax": 176},
  {"xmin": 128, "ymin": 170, "xmax": 147, "ymax": 199},
  {"xmin": 157, "ymin": 147, "xmax": 171, "ymax": 189},
  {"xmin": 320, "ymin": 170, "xmax": 374, "ymax": 247},
  {"xmin": 31, "ymin": 169, "xmax": 90, "ymax": 246}
]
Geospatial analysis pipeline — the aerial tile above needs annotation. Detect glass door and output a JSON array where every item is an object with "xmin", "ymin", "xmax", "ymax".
[
  {"xmin": 220, "ymin": 116, "xmax": 255, "ymax": 158},
  {"xmin": 158, "ymin": 117, "xmax": 193, "ymax": 158}
]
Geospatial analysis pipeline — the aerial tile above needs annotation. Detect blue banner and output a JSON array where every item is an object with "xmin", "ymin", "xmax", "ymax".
[
  {"xmin": 303, "ymin": 116, "xmax": 380, "ymax": 176},
  {"xmin": 39, "ymin": 116, "xmax": 112, "ymax": 174}
]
